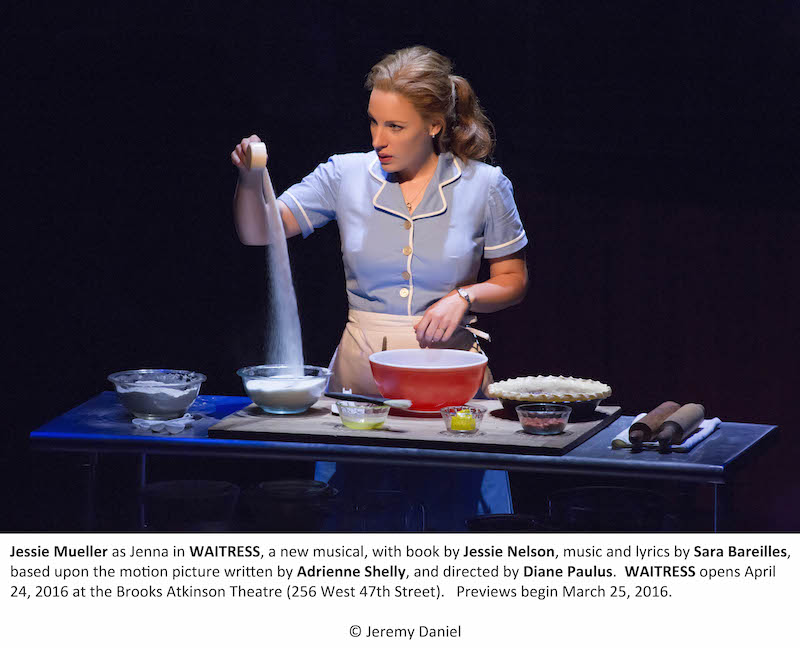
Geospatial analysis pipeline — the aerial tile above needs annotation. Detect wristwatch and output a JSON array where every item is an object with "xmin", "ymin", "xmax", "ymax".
[{"xmin": 456, "ymin": 287, "xmax": 472, "ymax": 309}]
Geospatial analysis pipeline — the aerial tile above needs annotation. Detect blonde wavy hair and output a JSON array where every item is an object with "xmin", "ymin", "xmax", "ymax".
[{"xmin": 365, "ymin": 45, "xmax": 495, "ymax": 162}]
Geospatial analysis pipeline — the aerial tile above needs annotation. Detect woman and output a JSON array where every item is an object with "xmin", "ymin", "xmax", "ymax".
[{"xmin": 231, "ymin": 46, "xmax": 528, "ymax": 530}]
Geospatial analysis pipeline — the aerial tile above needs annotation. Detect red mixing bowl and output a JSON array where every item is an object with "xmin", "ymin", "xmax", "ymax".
[{"xmin": 369, "ymin": 349, "xmax": 488, "ymax": 412}]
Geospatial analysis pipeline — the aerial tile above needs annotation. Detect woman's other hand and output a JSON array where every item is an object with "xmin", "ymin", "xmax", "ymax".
[
  {"xmin": 231, "ymin": 134, "xmax": 263, "ymax": 171},
  {"xmin": 414, "ymin": 292, "xmax": 470, "ymax": 347}
]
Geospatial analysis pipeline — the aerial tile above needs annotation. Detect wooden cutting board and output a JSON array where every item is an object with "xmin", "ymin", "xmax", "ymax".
[{"xmin": 208, "ymin": 397, "xmax": 621, "ymax": 456}]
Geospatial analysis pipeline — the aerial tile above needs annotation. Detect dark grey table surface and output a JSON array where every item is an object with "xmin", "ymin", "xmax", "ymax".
[{"xmin": 30, "ymin": 392, "xmax": 778, "ymax": 485}]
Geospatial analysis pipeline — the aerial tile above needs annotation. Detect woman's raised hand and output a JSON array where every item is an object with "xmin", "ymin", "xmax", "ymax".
[
  {"xmin": 231, "ymin": 134, "xmax": 264, "ymax": 171},
  {"xmin": 414, "ymin": 292, "xmax": 470, "ymax": 347}
]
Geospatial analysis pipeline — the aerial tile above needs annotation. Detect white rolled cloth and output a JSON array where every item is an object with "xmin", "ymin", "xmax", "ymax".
[{"xmin": 611, "ymin": 414, "xmax": 722, "ymax": 451}]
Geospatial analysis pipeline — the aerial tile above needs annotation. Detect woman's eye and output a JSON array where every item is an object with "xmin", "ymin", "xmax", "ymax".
[{"xmin": 367, "ymin": 119, "xmax": 401, "ymax": 131}]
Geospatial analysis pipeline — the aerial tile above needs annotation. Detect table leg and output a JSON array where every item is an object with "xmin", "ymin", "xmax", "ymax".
[
  {"xmin": 713, "ymin": 483, "xmax": 730, "ymax": 532},
  {"xmin": 81, "ymin": 452, "xmax": 98, "ymax": 531},
  {"xmin": 137, "ymin": 453, "xmax": 148, "ymax": 530}
]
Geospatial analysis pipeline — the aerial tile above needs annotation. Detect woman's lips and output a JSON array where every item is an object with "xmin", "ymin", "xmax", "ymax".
[{"xmin": 379, "ymin": 155, "xmax": 393, "ymax": 162}]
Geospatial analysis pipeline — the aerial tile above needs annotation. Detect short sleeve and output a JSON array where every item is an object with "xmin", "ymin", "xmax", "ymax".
[
  {"xmin": 276, "ymin": 156, "xmax": 339, "ymax": 238},
  {"xmin": 483, "ymin": 167, "xmax": 528, "ymax": 259}
]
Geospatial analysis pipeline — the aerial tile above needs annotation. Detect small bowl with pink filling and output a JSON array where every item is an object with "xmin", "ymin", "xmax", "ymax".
[{"xmin": 515, "ymin": 403, "xmax": 572, "ymax": 435}]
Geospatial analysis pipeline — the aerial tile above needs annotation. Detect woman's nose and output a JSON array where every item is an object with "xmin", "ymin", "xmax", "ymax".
[{"xmin": 372, "ymin": 127, "xmax": 386, "ymax": 149}]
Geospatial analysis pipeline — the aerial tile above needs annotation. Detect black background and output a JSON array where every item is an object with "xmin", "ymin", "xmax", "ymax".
[{"xmin": 5, "ymin": 1, "xmax": 799, "ymax": 530}]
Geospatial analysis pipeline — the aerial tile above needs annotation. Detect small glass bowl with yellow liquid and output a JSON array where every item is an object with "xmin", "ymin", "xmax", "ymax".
[
  {"xmin": 336, "ymin": 401, "xmax": 390, "ymax": 430},
  {"xmin": 440, "ymin": 405, "xmax": 487, "ymax": 434}
]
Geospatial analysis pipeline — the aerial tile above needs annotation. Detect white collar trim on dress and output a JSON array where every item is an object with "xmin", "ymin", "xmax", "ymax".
[{"xmin": 368, "ymin": 153, "xmax": 462, "ymax": 221}]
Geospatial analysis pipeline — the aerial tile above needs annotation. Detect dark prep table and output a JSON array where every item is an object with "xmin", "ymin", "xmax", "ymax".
[{"xmin": 30, "ymin": 392, "xmax": 778, "ymax": 531}]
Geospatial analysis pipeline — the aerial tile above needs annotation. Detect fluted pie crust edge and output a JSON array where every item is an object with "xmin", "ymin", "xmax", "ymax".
[{"xmin": 487, "ymin": 375, "xmax": 612, "ymax": 403}]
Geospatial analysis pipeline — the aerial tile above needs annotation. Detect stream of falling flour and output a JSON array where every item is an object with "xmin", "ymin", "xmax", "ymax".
[{"xmin": 260, "ymin": 167, "xmax": 304, "ymax": 373}]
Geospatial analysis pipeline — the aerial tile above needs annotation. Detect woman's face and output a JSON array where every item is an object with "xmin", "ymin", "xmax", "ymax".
[{"xmin": 368, "ymin": 89, "xmax": 441, "ymax": 175}]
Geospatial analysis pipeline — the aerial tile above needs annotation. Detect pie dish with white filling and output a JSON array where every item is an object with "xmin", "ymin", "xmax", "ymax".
[{"xmin": 487, "ymin": 375, "xmax": 612, "ymax": 419}]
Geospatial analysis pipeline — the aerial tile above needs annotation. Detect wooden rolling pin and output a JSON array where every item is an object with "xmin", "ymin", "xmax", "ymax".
[
  {"xmin": 629, "ymin": 401, "xmax": 681, "ymax": 449},
  {"xmin": 656, "ymin": 403, "xmax": 706, "ymax": 453}
]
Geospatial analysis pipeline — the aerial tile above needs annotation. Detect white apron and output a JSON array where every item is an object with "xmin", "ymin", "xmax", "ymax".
[{"xmin": 316, "ymin": 309, "xmax": 513, "ymax": 531}]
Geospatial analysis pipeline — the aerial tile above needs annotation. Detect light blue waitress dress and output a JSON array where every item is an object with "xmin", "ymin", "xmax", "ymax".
[{"xmin": 275, "ymin": 150, "xmax": 529, "ymax": 531}]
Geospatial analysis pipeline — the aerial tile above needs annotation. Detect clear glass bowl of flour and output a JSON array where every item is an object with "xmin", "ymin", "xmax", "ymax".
[
  {"xmin": 108, "ymin": 369, "xmax": 206, "ymax": 420},
  {"xmin": 237, "ymin": 365, "xmax": 331, "ymax": 414}
]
